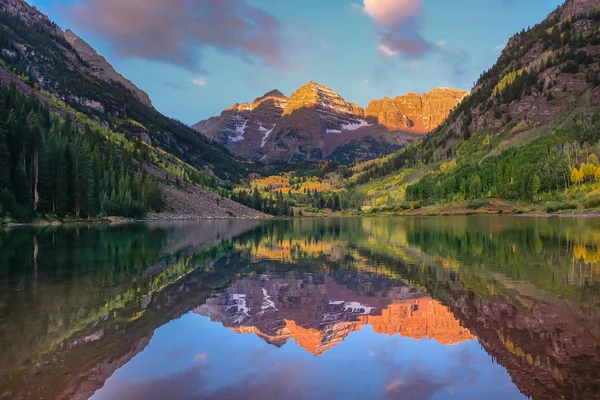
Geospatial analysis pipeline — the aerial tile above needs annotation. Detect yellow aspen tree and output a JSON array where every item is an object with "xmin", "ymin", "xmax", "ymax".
[{"xmin": 571, "ymin": 168, "xmax": 583, "ymax": 185}]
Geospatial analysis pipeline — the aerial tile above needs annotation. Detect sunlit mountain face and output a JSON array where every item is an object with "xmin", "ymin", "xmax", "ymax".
[
  {"xmin": 194, "ymin": 273, "xmax": 475, "ymax": 356},
  {"xmin": 1, "ymin": 217, "xmax": 599, "ymax": 400}
]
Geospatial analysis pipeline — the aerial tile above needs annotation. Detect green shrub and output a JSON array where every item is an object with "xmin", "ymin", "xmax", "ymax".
[
  {"xmin": 467, "ymin": 199, "xmax": 490, "ymax": 209},
  {"xmin": 545, "ymin": 202, "xmax": 577, "ymax": 213},
  {"xmin": 561, "ymin": 61, "xmax": 579, "ymax": 74},
  {"xmin": 583, "ymin": 196, "xmax": 600, "ymax": 209}
]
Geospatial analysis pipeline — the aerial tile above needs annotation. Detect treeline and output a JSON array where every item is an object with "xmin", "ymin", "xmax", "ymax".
[
  {"xmin": 294, "ymin": 189, "xmax": 343, "ymax": 212},
  {"xmin": 230, "ymin": 188, "xmax": 344, "ymax": 216},
  {"xmin": 405, "ymin": 122, "xmax": 600, "ymax": 204},
  {"xmin": 230, "ymin": 189, "xmax": 293, "ymax": 216},
  {"xmin": 0, "ymin": 84, "xmax": 162, "ymax": 221}
]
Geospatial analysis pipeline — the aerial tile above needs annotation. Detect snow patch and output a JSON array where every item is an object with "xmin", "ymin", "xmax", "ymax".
[
  {"xmin": 227, "ymin": 293, "xmax": 250, "ymax": 324},
  {"xmin": 326, "ymin": 119, "xmax": 372, "ymax": 134},
  {"xmin": 344, "ymin": 301, "xmax": 376, "ymax": 315},
  {"xmin": 329, "ymin": 300, "xmax": 375, "ymax": 315},
  {"xmin": 229, "ymin": 118, "xmax": 248, "ymax": 142},
  {"xmin": 260, "ymin": 288, "xmax": 277, "ymax": 314},
  {"xmin": 260, "ymin": 125, "xmax": 275, "ymax": 148},
  {"xmin": 341, "ymin": 119, "xmax": 372, "ymax": 131}
]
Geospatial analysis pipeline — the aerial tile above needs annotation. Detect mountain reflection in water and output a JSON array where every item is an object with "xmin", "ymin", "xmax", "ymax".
[{"xmin": 0, "ymin": 216, "xmax": 599, "ymax": 400}]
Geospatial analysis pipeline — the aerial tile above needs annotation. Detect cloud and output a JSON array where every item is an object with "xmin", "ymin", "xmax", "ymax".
[
  {"xmin": 377, "ymin": 44, "xmax": 398, "ymax": 58},
  {"xmin": 361, "ymin": 0, "xmax": 433, "ymax": 60},
  {"xmin": 363, "ymin": 0, "xmax": 421, "ymax": 26},
  {"xmin": 63, "ymin": 0, "xmax": 291, "ymax": 72},
  {"xmin": 361, "ymin": 0, "xmax": 470, "ymax": 82},
  {"xmin": 192, "ymin": 76, "xmax": 207, "ymax": 87}
]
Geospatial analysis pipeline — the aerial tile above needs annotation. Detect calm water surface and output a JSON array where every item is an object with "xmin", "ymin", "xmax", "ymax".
[{"xmin": 1, "ymin": 217, "xmax": 599, "ymax": 400}]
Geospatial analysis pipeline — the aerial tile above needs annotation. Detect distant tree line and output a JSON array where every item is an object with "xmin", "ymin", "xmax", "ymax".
[
  {"xmin": 230, "ymin": 189, "xmax": 293, "ymax": 216},
  {"xmin": 230, "ymin": 187, "xmax": 344, "ymax": 216}
]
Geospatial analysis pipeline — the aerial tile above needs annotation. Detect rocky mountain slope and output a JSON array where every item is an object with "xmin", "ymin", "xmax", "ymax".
[
  {"xmin": 193, "ymin": 89, "xmax": 289, "ymax": 159},
  {"xmin": 348, "ymin": 0, "xmax": 600, "ymax": 212},
  {"xmin": 0, "ymin": 0, "xmax": 245, "ymax": 181},
  {"xmin": 63, "ymin": 29, "xmax": 153, "ymax": 108},
  {"xmin": 365, "ymin": 88, "xmax": 468, "ymax": 132},
  {"xmin": 415, "ymin": 0, "xmax": 600, "ymax": 163},
  {"xmin": 193, "ymin": 82, "xmax": 466, "ymax": 164}
]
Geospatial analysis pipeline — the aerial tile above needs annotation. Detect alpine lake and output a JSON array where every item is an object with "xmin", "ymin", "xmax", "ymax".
[{"xmin": 1, "ymin": 216, "xmax": 599, "ymax": 400}]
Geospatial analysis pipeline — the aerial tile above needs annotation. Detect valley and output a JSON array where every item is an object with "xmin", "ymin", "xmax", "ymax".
[{"xmin": 0, "ymin": 0, "xmax": 599, "ymax": 223}]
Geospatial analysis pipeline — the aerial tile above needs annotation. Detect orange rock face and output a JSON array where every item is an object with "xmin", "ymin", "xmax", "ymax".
[
  {"xmin": 363, "ymin": 299, "xmax": 475, "ymax": 345},
  {"xmin": 197, "ymin": 280, "xmax": 475, "ymax": 357},
  {"xmin": 366, "ymin": 88, "xmax": 468, "ymax": 133}
]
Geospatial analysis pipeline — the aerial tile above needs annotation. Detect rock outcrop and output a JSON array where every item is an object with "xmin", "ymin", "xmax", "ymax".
[
  {"xmin": 365, "ymin": 88, "xmax": 469, "ymax": 132},
  {"xmin": 63, "ymin": 29, "xmax": 153, "ymax": 108},
  {"xmin": 555, "ymin": 0, "xmax": 600, "ymax": 20},
  {"xmin": 0, "ymin": 0, "xmax": 61, "ymax": 35}
]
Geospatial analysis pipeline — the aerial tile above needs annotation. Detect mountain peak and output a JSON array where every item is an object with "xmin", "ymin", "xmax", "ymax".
[
  {"xmin": 252, "ymin": 89, "xmax": 288, "ymax": 110},
  {"xmin": 194, "ymin": 81, "xmax": 467, "ymax": 163},
  {"xmin": 225, "ymin": 102, "xmax": 251, "ymax": 112},
  {"xmin": 285, "ymin": 81, "xmax": 349, "ymax": 113},
  {"xmin": 262, "ymin": 89, "xmax": 286, "ymax": 98}
]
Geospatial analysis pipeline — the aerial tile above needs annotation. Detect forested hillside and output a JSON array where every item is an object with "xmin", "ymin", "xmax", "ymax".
[
  {"xmin": 0, "ymin": 1, "xmax": 247, "ymax": 181},
  {"xmin": 340, "ymin": 0, "xmax": 600, "ymax": 215},
  {"xmin": 0, "ymin": 0, "xmax": 272, "ymax": 222},
  {"xmin": 0, "ymin": 83, "xmax": 162, "ymax": 220}
]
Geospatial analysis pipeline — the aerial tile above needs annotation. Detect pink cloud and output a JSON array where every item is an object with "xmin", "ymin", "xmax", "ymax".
[
  {"xmin": 363, "ymin": 0, "xmax": 421, "ymax": 26},
  {"xmin": 63, "ymin": 0, "xmax": 291, "ymax": 71},
  {"xmin": 362, "ymin": 0, "xmax": 432, "ymax": 59}
]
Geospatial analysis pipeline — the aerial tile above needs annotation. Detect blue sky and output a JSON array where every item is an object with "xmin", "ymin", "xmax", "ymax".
[
  {"xmin": 92, "ymin": 312, "xmax": 525, "ymax": 399},
  {"xmin": 29, "ymin": 0, "xmax": 563, "ymax": 125}
]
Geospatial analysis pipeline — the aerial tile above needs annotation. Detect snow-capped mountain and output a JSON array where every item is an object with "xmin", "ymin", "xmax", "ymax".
[
  {"xmin": 193, "ymin": 274, "xmax": 474, "ymax": 355},
  {"xmin": 192, "ymin": 90, "xmax": 289, "ymax": 159},
  {"xmin": 194, "ymin": 82, "xmax": 467, "ymax": 164}
]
